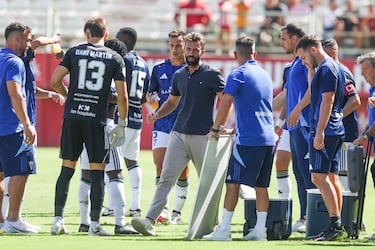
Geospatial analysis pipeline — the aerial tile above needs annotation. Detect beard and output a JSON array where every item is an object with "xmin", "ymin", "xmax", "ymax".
[{"xmin": 186, "ymin": 55, "xmax": 200, "ymax": 66}]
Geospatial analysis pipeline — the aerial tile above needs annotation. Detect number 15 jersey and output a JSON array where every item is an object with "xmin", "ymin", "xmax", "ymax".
[{"xmin": 61, "ymin": 42, "xmax": 125, "ymax": 125}]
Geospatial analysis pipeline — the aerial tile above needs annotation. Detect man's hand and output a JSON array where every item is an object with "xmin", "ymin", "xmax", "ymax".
[
  {"xmin": 313, "ymin": 132, "xmax": 325, "ymax": 150},
  {"xmin": 49, "ymin": 92, "xmax": 65, "ymax": 106},
  {"xmin": 207, "ymin": 127, "xmax": 234, "ymax": 140},
  {"xmin": 287, "ymin": 107, "xmax": 301, "ymax": 128},
  {"xmin": 24, "ymin": 124, "xmax": 36, "ymax": 145},
  {"xmin": 109, "ymin": 118, "xmax": 127, "ymax": 148},
  {"xmin": 353, "ymin": 136, "xmax": 366, "ymax": 146},
  {"xmin": 369, "ymin": 97, "xmax": 375, "ymax": 108}
]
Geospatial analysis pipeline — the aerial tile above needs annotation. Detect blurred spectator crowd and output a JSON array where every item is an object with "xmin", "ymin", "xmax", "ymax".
[{"xmin": 174, "ymin": 0, "xmax": 375, "ymax": 56}]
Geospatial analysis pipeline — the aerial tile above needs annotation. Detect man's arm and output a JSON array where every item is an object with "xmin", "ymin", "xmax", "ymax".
[
  {"xmin": 212, "ymin": 93, "xmax": 233, "ymax": 130},
  {"xmin": 31, "ymin": 36, "xmax": 61, "ymax": 51},
  {"xmin": 275, "ymin": 105, "xmax": 286, "ymax": 133},
  {"xmin": 152, "ymin": 94, "xmax": 180, "ymax": 121},
  {"xmin": 314, "ymin": 92, "xmax": 335, "ymax": 150},
  {"xmin": 343, "ymin": 94, "xmax": 361, "ymax": 117},
  {"xmin": 287, "ymin": 66, "xmax": 314, "ymax": 128},
  {"xmin": 7, "ymin": 81, "xmax": 35, "ymax": 144},
  {"xmin": 35, "ymin": 87, "xmax": 65, "ymax": 105},
  {"xmin": 114, "ymin": 79, "xmax": 129, "ymax": 121},
  {"xmin": 353, "ymin": 122, "xmax": 375, "ymax": 145},
  {"xmin": 272, "ymin": 89, "xmax": 286, "ymax": 111},
  {"xmin": 50, "ymin": 65, "xmax": 69, "ymax": 97}
]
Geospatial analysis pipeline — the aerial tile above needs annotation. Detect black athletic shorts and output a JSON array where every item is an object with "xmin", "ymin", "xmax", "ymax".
[{"xmin": 59, "ymin": 118, "xmax": 109, "ymax": 164}]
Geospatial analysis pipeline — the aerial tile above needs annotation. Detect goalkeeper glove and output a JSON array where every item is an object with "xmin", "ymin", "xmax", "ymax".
[{"xmin": 109, "ymin": 118, "xmax": 127, "ymax": 148}]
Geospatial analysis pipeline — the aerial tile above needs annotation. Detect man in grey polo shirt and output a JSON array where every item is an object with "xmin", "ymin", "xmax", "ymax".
[{"xmin": 131, "ymin": 32, "xmax": 225, "ymax": 236}]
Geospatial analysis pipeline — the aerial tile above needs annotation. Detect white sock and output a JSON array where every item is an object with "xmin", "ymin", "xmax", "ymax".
[
  {"xmin": 255, "ymin": 211, "xmax": 267, "ymax": 232},
  {"xmin": 54, "ymin": 216, "xmax": 63, "ymax": 223},
  {"xmin": 90, "ymin": 221, "xmax": 99, "ymax": 228},
  {"xmin": 104, "ymin": 173, "xmax": 111, "ymax": 209},
  {"xmin": 277, "ymin": 176, "xmax": 291, "ymax": 199},
  {"xmin": 219, "ymin": 208, "xmax": 233, "ymax": 232},
  {"xmin": 108, "ymin": 180, "xmax": 125, "ymax": 226},
  {"xmin": 174, "ymin": 180, "xmax": 189, "ymax": 213},
  {"xmin": 78, "ymin": 180, "xmax": 90, "ymax": 225},
  {"xmin": 127, "ymin": 166, "xmax": 142, "ymax": 210},
  {"xmin": 2, "ymin": 176, "xmax": 9, "ymax": 219}
]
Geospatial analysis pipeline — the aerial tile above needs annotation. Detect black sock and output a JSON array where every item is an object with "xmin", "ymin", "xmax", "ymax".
[
  {"xmin": 330, "ymin": 216, "xmax": 342, "ymax": 230},
  {"xmin": 54, "ymin": 166, "xmax": 75, "ymax": 217},
  {"xmin": 90, "ymin": 170, "xmax": 104, "ymax": 222}
]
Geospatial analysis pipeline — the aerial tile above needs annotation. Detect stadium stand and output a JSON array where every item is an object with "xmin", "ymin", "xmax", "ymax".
[{"xmin": 0, "ymin": 0, "xmax": 372, "ymax": 57}]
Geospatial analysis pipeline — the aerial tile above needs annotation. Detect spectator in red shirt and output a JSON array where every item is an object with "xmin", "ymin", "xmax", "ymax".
[
  {"xmin": 361, "ymin": 3, "xmax": 375, "ymax": 47},
  {"xmin": 175, "ymin": 0, "xmax": 212, "ymax": 33}
]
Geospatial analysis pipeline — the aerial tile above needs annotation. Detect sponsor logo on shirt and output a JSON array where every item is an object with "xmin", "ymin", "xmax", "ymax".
[{"xmin": 159, "ymin": 73, "xmax": 168, "ymax": 80}]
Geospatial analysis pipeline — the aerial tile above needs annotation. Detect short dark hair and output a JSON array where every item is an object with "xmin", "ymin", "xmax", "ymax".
[
  {"xmin": 168, "ymin": 29, "xmax": 186, "ymax": 39},
  {"xmin": 104, "ymin": 38, "xmax": 127, "ymax": 57},
  {"xmin": 5, "ymin": 22, "xmax": 28, "ymax": 41},
  {"xmin": 184, "ymin": 32, "xmax": 205, "ymax": 49},
  {"xmin": 235, "ymin": 36, "xmax": 255, "ymax": 58},
  {"xmin": 321, "ymin": 38, "xmax": 338, "ymax": 50},
  {"xmin": 295, "ymin": 34, "xmax": 321, "ymax": 51},
  {"xmin": 281, "ymin": 23, "xmax": 305, "ymax": 39},
  {"xmin": 83, "ymin": 17, "xmax": 107, "ymax": 38},
  {"xmin": 116, "ymin": 27, "xmax": 137, "ymax": 50}
]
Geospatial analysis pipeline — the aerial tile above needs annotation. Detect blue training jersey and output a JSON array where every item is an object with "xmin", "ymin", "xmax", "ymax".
[
  {"xmin": 0, "ymin": 48, "xmax": 27, "ymax": 136},
  {"xmin": 368, "ymin": 86, "xmax": 375, "ymax": 142},
  {"xmin": 285, "ymin": 57, "xmax": 310, "ymax": 130},
  {"xmin": 23, "ymin": 48, "xmax": 37, "ymax": 126},
  {"xmin": 281, "ymin": 62, "xmax": 292, "ymax": 131},
  {"xmin": 310, "ymin": 57, "xmax": 345, "ymax": 136},
  {"xmin": 224, "ymin": 60, "xmax": 274, "ymax": 146},
  {"xmin": 341, "ymin": 63, "xmax": 359, "ymax": 141},
  {"xmin": 148, "ymin": 58, "xmax": 185, "ymax": 133},
  {"xmin": 124, "ymin": 50, "xmax": 150, "ymax": 129}
]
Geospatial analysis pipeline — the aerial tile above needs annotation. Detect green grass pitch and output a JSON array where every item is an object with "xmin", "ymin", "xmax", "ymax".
[{"xmin": 1, "ymin": 147, "xmax": 375, "ymax": 250}]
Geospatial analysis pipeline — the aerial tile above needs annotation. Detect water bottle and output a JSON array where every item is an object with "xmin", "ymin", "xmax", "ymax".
[
  {"xmin": 151, "ymin": 92, "xmax": 160, "ymax": 110},
  {"xmin": 52, "ymin": 34, "xmax": 62, "ymax": 54}
]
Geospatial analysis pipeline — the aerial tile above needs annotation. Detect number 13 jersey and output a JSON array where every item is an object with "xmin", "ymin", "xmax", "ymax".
[{"xmin": 61, "ymin": 42, "xmax": 125, "ymax": 125}]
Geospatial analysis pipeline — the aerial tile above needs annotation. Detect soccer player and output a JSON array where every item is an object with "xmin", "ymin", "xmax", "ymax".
[
  {"xmin": 116, "ymin": 27, "xmax": 150, "ymax": 217},
  {"xmin": 321, "ymin": 39, "xmax": 360, "ymax": 192},
  {"xmin": 272, "ymin": 63, "xmax": 292, "ymax": 199},
  {"xmin": 77, "ymin": 38, "xmax": 137, "ymax": 235},
  {"xmin": 1, "ymin": 31, "xmax": 65, "ymax": 231},
  {"xmin": 131, "ymin": 32, "xmax": 225, "ymax": 236},
  {"xmin": 146, "ymin": 30, "xmax": 189, "ymax": 225},
  {"xmin": 0, "ymin": 22, "xmax": 38, "ymax": 233},
  {"xmin": 296, "ymin": 34, "xmax": 346, "ymax": 241},
  {"xmin": 281, "ymin": 23, "xmax": 315, "ymax": 233},
  {"xmin": 352, "ymin": 52, "xmax": 375, "ymax": 240},
  {"xmin": 50, "ymin": 17, "xmax": 128, "ymax": 236},
  {"xmin": 202, "ymin": 36, "xmax": 274, "ymax": 241}
]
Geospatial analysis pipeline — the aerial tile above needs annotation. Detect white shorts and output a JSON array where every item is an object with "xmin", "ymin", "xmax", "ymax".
[
  {"xmin": 277, "ymin": 129, "xmax": 290, "ymax": 152},
  {"xmin": 80, "ymin": 119, "xmax": 123, "ymax": 171},
  {"xmin": 120, "ymin": 127, "xmax": 141, "ymax": 161},
  {"xmin": 152, "ymin": 131, "xmax": 170, "ymax": 150}
]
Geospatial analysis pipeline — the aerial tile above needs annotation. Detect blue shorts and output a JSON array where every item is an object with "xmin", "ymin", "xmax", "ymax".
[
  {"xmin": 309, "ymin": 134, "xmax": 344, "ymax": 174},
  {"xmin": 226, "ymin": 144, "xmax": 274, "ymax": 188},
  {"xmin": 0, "ymin": 131, "xmax": 36, "ymax": 177}
]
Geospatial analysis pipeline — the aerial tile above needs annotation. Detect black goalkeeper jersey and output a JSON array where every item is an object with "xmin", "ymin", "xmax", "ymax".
[{"xmin": 60, "ymin": 42, "xmax": 125, "ymax": 125}]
